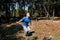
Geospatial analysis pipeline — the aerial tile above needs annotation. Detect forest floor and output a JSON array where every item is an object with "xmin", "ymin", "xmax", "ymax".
[
  {"xmin": 29, "ymin": 20, "xmax": 60, "ymax": 40},
  {"xmin": 0, "ymin": 20, "xmax": 60, "ymax": 40}
]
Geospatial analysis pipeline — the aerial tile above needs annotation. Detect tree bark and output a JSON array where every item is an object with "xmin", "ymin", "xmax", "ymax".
[
  {"xmin": 52, "ymin": 9, "xmax": 55, "ymax": 20},
  {"xmin": 43, "ymin": 5, "xmax": 50, "ymax": 19}
]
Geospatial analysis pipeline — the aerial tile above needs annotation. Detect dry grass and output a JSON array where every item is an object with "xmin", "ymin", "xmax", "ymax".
[
  {"xmin": 29, "ymin": 20, "xmax": 60, "ymax": 40},
  {"xmin": 1, "ymin": 20, "xmax": 60, "ymax": 40}
]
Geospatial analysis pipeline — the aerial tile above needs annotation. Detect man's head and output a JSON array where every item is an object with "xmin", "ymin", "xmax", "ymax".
[{"xmin": 26, "ymin": 12, "xmax": 30, "ymax": 17}]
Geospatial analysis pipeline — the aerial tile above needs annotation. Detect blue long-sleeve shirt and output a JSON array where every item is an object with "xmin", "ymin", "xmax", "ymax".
[{"xmin": 21, "ymin": 16, "xmax": 30, "ymax": 27}]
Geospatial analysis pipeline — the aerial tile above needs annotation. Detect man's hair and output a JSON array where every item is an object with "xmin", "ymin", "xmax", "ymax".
[{"xmin": 25, "ymin": 12, "xmax": 30, "ymax": 16}]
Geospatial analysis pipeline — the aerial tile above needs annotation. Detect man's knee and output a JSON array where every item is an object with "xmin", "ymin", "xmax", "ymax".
[{"xmin": 27, "ymin": 26, "xmax": 30, "ymax": 31}]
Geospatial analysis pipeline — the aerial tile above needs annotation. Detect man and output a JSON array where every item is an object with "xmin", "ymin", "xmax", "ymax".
[{"xmin": 16, "ymin": 12, "xmax": 31, "ymax": 37}]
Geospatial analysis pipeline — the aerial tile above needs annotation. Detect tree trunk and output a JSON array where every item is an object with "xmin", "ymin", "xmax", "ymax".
[
  {"xmin": 43, "ymin": 5, "xmax": 50, "ymax": 19},
  {"xmin": 52, "ymin": 9, "xmax": 55, "ymax": 20}
]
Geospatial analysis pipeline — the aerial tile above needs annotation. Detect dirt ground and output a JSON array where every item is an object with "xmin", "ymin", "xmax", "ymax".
[
  {"xmin": 1, "ymin": 20, "xmax": 60, "ymax": 40},
  {"xmin": 15, "ymin": 20, "xmax": 60, "ymax": 40},
  {"xmin": 31, "ymin": 20, "xmax": 60, "ymax": 40}
]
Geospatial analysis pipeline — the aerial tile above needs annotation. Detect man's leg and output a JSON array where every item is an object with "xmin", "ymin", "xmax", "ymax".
[
  {"xmin": 27, "ymin": 26, "xmax": 31, "ymax": 35},
  {"xmin": 27, "ymin": 26, "xmax": 30, "ymax": 32},
  {"xmin": 23, "ymin": 26, "xmax": 27, "ymax": 37}
]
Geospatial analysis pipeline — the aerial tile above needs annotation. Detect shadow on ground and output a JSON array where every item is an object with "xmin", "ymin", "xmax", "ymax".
[
  {"xmin": 27, "ymin": 31, "xmax": 35, "ymax": 36},
  {"xmin": 0, "ymin": 24, "xmax": 38, "ymax": 40},
  {"xmin": 0, "ymin": 25, "xmax": 23, "ymax": 40}
]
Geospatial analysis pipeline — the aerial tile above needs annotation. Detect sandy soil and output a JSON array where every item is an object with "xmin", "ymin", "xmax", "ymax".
[{"xmin": 1, "ymin": 20, "xmax": 60, "ymax": 40}]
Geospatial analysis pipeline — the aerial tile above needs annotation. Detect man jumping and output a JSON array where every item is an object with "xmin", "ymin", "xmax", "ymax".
[{"xmin": 16, "ymin": 12, "xmax": 31, "ymax": 37}]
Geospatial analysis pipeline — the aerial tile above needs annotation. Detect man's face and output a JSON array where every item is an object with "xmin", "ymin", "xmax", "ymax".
[{"xmin": 26, "ymin": 13, "xmax": 30, "ymax": 17}]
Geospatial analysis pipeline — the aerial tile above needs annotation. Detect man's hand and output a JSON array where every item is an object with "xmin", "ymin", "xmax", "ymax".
[
  {"xmin": 16, "ymin": 22, "xmax": 19, "ymax": 24},
  {"xmin": 16, "ymin": 22, "xmax": 21, "ymax": 24}
]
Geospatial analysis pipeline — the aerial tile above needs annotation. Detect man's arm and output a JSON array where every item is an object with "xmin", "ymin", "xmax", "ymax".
[
  {"xmin": 16, "ymin": 17, "xmax": 25, "ymax": 24},
  {"xmin": 16, "ymin": 19, "xmax": 23, "ymax": 24},
  {"xmin": 6, "ymin": 19, "xmax": 23, "ymax": 27}
]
